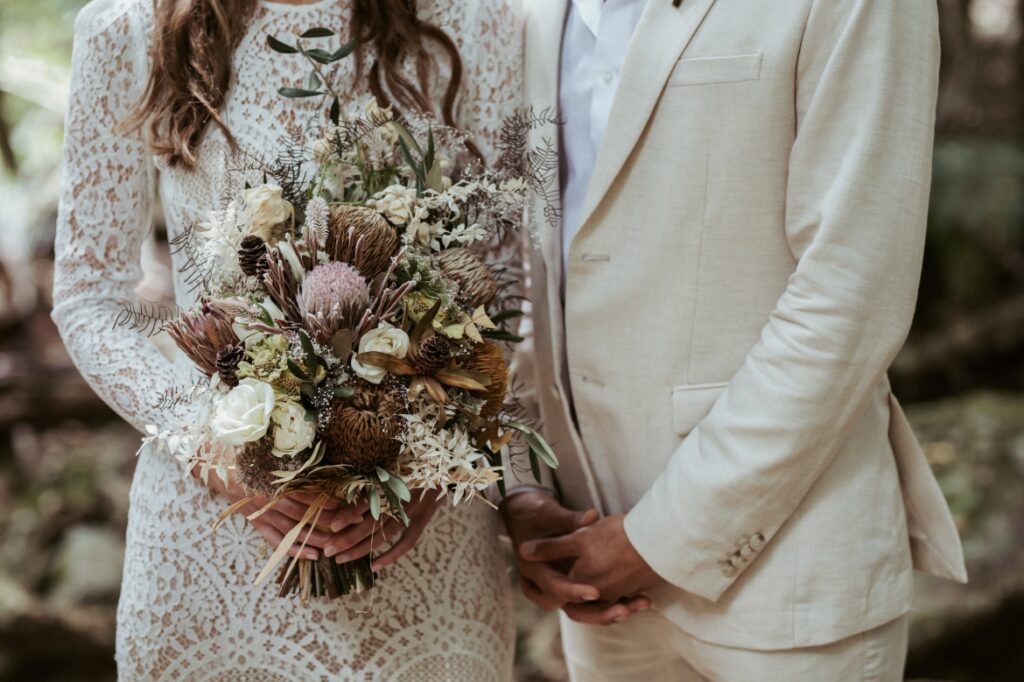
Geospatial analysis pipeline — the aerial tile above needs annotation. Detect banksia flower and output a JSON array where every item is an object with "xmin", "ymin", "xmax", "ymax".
[
  {"xmin": 215, "ymin": 345, "xmax": 245, "ymax": 387},
  {"xmin": 407, "ymin": 334, "xmax": 451, "ymax": 375},
  {"xmin": 321, "ymin": 383, "xmax": 405, "ymax": 473},
  {"xmin": 436, "ymin": 248, "xmax": 498, "ymax": 308},
  {"xmin": 167, "ymin": 303, "xmax": 240, "ymax": 377},
  {"xmin": 326, "ymin": 205, "xmax": 399, "ymax": 280},
  {"xmin": 297, "ymin": 262, "xmax": 370, "ymax": 344},
  {"xmin": 462, "ymin": 342, "xmax": 508, "ymax": 418},
  {"xmin": 236, "ymin": 436, "xmax": 292, "ymax": 496},
  {"xmin": 238, "ymin": 235, "xmax": 269, "ymax": 277}
]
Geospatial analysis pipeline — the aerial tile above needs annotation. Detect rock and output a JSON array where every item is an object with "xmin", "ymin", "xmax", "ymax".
[{"xmin": 49, "ymin": 525, "xmax": 124, "ymax": 607}]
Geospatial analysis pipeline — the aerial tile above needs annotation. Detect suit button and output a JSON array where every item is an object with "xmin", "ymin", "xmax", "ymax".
[
  {"xmin": 740, "ymin": 545, "xmax": 754, "ymax": 559},
  {"xmin": 729, "ymin": 554, "xmax": 744, "ymax": 569},
  {"xmin": 721, "ymin": 563, "xmax": 739, "ymax": 578},
  {"xmin": 750, "ymin": 533, "xmax": 766, "ymax": 550}
]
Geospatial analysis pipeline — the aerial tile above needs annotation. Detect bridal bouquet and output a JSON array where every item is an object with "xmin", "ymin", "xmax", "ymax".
[{"xmin": 127, "ymin": 31, "xmax": 560, "ymax": 600}]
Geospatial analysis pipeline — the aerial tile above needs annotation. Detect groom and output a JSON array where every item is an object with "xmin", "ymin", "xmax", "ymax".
[{"xmin": 502, "ymin": 0, "xmax": 968, "ymax": 679}]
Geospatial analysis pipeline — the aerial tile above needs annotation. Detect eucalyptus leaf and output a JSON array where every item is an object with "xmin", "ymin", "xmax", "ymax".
[
  {"xmin": 331, "ymin": 39, "xmax": 358, "ymax": 62},
  {"xmin": 287, "ymin": 359, "xmax": 309, "ymax": 381},
  {"xmin": 369, "ymin": 487, "xmax": 381, "ymax": 520},
  {"xmin": 267, "ymin": 35, "xmax": 298, "ymax": 54},
  {"xmin": 333, "ymin": 385, "xmax": 355, "ymax": 398},
  {"xmin": 279, "ymin": 87, "xmax": 323, "ymax": 98},
  {"xmin": 481, "ymin": 330, "xmax": 525, "ymax": 343},
  {"xmin": 305, "ymin": 70, "xmax": 322, "ymax": 91},
  {"xmin": 375, "ymin": 467, "xmax": 390, "ymax": 483},
  {"xmin": 305, "ymin": 48, "xmax": 334, "ymax": 65},
  {"xmin": 301, "ymin": 27, "xmax": 335, "ymax": 38},
  {"xmin": 384, "ymin": 474, "xmax": 411, "ymax": 502},
  {"xmin": 490, "ymin": 309, "xmax": 524, "ymax": 324},
  {"xmin": 380, "ymin": 484, "xmax": 411, "ymax": 527},
  {"xmin": 529, "ymin": 450, "xmax": 542, "ymax": 483},
  {"xmin": 330, "ymin": 96, "xmax": 341, "ymax": 125}
]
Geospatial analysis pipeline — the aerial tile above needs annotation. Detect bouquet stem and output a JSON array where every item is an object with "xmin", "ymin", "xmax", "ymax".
[{"xmin": 276, "ymin": 555, "xmax": 376, "ymax": 600}]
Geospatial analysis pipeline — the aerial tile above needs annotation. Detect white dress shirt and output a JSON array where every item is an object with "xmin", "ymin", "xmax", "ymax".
[{"xmin": 559, "ymin": 0, "xmax": 649, "ymax": 272}]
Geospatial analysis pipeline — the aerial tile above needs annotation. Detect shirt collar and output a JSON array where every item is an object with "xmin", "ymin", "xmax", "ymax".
[{"xmin": 570, "ymin": 0, "xmax": 605, "ymax": 37}]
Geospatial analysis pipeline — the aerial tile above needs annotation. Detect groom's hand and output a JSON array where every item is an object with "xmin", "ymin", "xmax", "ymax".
[
  {"xmin": 520, "ymin": 514, "xmax": 664, "ymax": 616},
  {"xmin": 501, "ymin": 492, "xmax": 603, "ymax": 610}
]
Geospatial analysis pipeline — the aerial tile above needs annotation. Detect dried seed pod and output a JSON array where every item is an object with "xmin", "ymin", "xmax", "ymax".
[
  {"xmin": 238, "ymin": 235, "xmax": 269, "ymax": 277},
  {"xmin": 435, "ymin": 248, "xmax": 499, "ymax": 308},
  {"xmin": 327, "ymin": 205, "xmax": 400, "ymax": 280},
  {"xmin": 321, "ymin": 383, "xmax": 405, "ymax": 473}
]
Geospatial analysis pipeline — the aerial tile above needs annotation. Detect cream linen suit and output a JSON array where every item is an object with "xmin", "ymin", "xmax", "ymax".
[{"xmin": 512, "ymin": 0, "xmax": 969, "ymax": 671}]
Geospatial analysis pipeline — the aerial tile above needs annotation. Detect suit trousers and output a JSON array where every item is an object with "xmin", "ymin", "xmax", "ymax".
[{"xmin": 560, "ymin": 610, "xmax": 909, "ymax": 682}]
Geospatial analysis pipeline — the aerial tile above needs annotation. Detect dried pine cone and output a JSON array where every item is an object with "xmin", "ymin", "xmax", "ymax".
[
  {"xmin": 238, "ymin": 235, "xmax": 269, "ymax": 277},
  {"xmin": 407, "ymin": 335, "xmax": 451, "ymax": 375},
  {"xmin": 462, "ymin": 341, "xmax": 509, "ymax": 418},
  {"xmin": 215, "ymin": 345, "xmax": 245, "ymax": 387},
  {"xmin": 321, "ymin": 383, "xmax": 405, "ymax": 473},
  {"xmin": 327, "ymin": 205, "xmax": 400, "ymax": 280},
  {"xmin": 435, "ymin": 248, "xmax": 499, "ymax": 308}
]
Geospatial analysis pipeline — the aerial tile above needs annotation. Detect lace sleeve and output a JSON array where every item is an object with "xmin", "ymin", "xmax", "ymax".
[{"xmin": 51, "ymin": 0, "xmax": 178, "ymax": 435}]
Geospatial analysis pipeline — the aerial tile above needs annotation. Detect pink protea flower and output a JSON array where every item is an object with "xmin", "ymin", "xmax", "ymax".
[{"xmin": 297, "ymin": 262, "xmax": 370, "ymax": 343}]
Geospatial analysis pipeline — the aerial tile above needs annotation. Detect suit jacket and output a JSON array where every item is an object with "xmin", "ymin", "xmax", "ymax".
[{"xmin": 513, "ymin": 0, "xmax": 968, "ymax": 650}]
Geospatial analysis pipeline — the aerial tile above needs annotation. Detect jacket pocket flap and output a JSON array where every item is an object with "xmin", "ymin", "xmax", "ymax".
[
  {"xmin": 671, "ymin": 382, "xmax": 729, "ymax": 436},
  {"xmin": 668, "ymin": 53, "xmax": 763, "ymax": 87}
]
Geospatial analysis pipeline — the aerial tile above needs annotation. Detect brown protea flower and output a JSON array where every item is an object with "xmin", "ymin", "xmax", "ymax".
[
  {"xmin": 462, "ymin": 342, "xmax": 509, "ymax": 418},
  {"xmin": 406, "ymin": 334, "xmax": 451, "ymax": 375},
  {"xmin": 215, "ymin": 345, "xmax": 245, "ymax": 387},
  {"xmin": 296, "ymin": 262, "xmax": 370, "ymax": 344},
  {"xmin": 235, "ymin": 436, "xmax": 293, "ymax": 496},
  {"xmin": 167, "ymin": 302, "xmax": 240, "ymax": 377},
  {"xmin": 238, "ymin": 235, "xmax": 269, "ymax": 277},
  {"xmin": 321, "ymin": 383, "xmax": 405, "ymax": 473},
  {"xmin": 327, "ymin": 205, "xmax": 400, "ymax": 280},
  {"xmin": 435, "ymin": 248, "xmax": 499, "ymax": 308}
]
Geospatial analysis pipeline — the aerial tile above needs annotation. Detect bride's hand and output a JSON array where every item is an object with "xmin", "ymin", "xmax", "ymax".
[
  {"xmin": 323, "ymin": 494, "xmax": 444, "ymax": 569},
  {"xmin": 193, "ymin": 466, "xmax": 369, "ymax": 560}
]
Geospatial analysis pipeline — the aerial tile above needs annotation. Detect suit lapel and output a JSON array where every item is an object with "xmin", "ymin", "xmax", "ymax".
[
  {"xmin": 525, "ymin": 0, "xmax": 569, "ymax": 271},
  {"xmin": 574, "ymin": 0, "xmax": 717, "ymax": 235}
]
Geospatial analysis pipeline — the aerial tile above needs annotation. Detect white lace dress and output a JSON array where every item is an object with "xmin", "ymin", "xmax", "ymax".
[{"xmin": 51, "ymin": 0, "xmax": 522, "ymax": 679}]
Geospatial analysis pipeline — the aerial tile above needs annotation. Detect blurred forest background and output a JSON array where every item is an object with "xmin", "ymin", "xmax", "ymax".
[{"xmin": 1, "ymin": 0, "xmax": 1023, "ymax": 680}]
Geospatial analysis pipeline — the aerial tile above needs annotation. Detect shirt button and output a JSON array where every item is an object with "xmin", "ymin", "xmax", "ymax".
[{"xmin": 601, "ymin": 69, "xmax": 615, "ymax": 85}]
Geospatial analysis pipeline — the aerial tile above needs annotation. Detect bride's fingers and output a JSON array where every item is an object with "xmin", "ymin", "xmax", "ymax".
[
  {"xmin": 334, "ymin": 519, "xmax": 404, "ymax": 564},
  {"xmin": 261, "ymin": 510, "xmax": 333, "ymax": 553},
  {"xmin": 323, "ymin": 516, "xmax": 377, "ymax": 558},
  {"xmin": 288, "ymin": 491, "xmax": 344, "ymax": 510},
  {"xmin": 327, "ymin": 502, "xmax": 371, "ymax": 533},
  {"xmin": 252, "ymin": 521, "xmax": 319, "ymax": 561}
]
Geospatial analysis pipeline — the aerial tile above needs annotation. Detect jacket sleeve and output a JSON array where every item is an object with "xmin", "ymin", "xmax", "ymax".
[{"xmin": 623, "ymin": 0, "xmax": 940, "ymax": 601}]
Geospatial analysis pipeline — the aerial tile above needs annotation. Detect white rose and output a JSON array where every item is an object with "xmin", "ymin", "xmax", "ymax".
[
  {"xmin": 371, "ymin": 185, "xmax": 418, "ymax": 226},
  {"xmin": 210, "ymin": 379, "xmax": 276, "ymax": 445},
  {"xmin": 350, "ymin": 323, "xmax": 410, "ymax": 384},
  {"xmin": 241, "ymin": 184, "xmax": 293, "ymax": 244},
  {"xmin": 270, "ymin": 400, "xmax": 316, "ymax": 457}
]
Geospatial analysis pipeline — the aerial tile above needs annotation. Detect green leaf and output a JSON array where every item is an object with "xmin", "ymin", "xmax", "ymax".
[
  {"xmin": 380, "ymin": 484, "xmax": 411, "ymax": 527},
  {"xmin": 287, "ymin": 359, "xmax": 309, "ymax": 381},
  {"xmin": 425, "ymin": 127, "xmax": 435, "ymax": 174},
  {"xmin": 508, "ymin": 421, "xmax": 559, "ymax": 468},
  {"xmin": 368, "ymin": 487, "xmax": 381, "ymax": 520},
  {"xmin": 384, "ymin": 473, "xmax": 411, "ymax": 503},
  {"xmin": 375, "ymin": 467, "xmax": 390, "ymax": 483},
  {"xmin": 305, "ymin": 70, "xmax": 322, "ymax": 91},
  {"xmin": 279, "ymin": 87, "xmax": 323, "ymax": 98},
  {"xmin": 481, "ymin": 329, "xmax": 525, "ymax": 343},
  {"xmin": 299, "ymin": 383, "xmax": 315, "ymax": 399},
  {"xmin": 330, "ymin": 40, "xmax": 358, "ymax": 62},
  {"xmin": 298, "ymin": 330, "xmax": 320, "ymax": 381},
  {"xmin": 490, "ymin": 309, "xmax": 523, "ymax": 324},
  {"xmin": 333, "ymin": 385, "xmax": 355, "ymax": 399},
  {"xmin": 256, "ymin": 304, "xmax": 275, "ymax": 325},
  {"xmin": 305, "ymin": 48, "xmax": 334, "ymax": 65},
  {"xmin": 529, "ymin": 450, "xmax": 541, "ymax": 483},
  {"xmin": 301, "ymin": 27, "xmax": 335, "ymax": 38},
  {"xmin": 329, "ymin": 96, "xmax": 340, "ymax": 125},
  {"xmin": 267, "ymin": 35, "xmax": 298, "ymax": 54}
]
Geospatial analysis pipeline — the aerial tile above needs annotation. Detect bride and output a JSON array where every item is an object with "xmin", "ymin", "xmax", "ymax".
[{"xmin": 51, "ymin": 0, "xmax": 522, "ymax": 678}]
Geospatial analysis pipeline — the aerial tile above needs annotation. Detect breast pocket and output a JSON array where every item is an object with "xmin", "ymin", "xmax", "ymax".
[
  {"xmin": 667, "ymin": 53, "xmax": 763, "ymax": 87},
  {"xmin": 671, "ymin": 382, "xmax": 729, "ymax": 436}
]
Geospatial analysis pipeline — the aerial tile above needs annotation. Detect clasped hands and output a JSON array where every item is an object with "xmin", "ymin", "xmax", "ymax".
[
  {"xmin": 501, "ymin": 491, "xmax": 663, "ymax": 625},
  {"xmin": 197, "ymin": 464, "xmax": 439, "ymax": 571}
]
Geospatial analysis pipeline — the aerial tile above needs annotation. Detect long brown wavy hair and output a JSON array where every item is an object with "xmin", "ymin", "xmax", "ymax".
[{"xmin": 127, "ymin": 0, "xmax": 467, "ymax": 169}]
